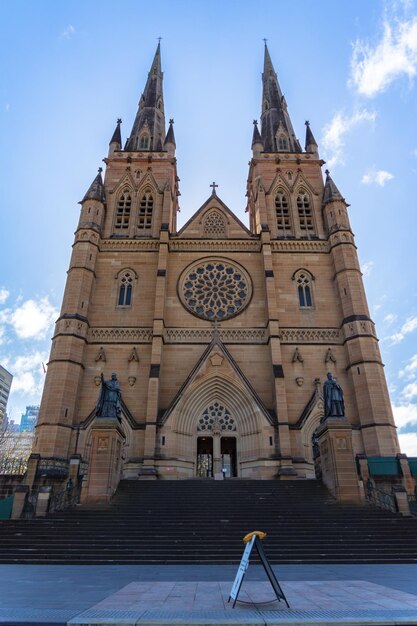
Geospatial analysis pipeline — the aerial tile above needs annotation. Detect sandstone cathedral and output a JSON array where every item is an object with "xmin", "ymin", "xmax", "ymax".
[{"xmin": 32, "ymin": 43, "xmax": 404, "ymax": 503}]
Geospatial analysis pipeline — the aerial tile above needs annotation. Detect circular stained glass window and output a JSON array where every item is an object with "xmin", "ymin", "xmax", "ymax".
[{"xmin": 178, "ymin": 258, "xmax": 252, "ymax": 321}]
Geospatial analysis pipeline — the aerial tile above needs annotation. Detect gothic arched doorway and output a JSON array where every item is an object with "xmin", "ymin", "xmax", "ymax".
[{"xmin": 196, "ymin": 402, "xmax": 238, "ymax": 477}]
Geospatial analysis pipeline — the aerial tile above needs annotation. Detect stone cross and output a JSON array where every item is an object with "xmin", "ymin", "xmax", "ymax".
[{"xmin": 210, "ymin": 181, "xmax": 218, "ymax": 195}]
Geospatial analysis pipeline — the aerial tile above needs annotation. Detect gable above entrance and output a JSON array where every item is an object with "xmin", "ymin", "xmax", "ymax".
[
  {"xmin": 176, "ymin": 194, "xmax": 254, "ymax": 239},
  {"xmin": 159, "ymin": 337, "xmax": 275, "ymax": 435}
]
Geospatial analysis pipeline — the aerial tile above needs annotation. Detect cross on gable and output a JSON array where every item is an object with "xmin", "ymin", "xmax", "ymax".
[{"xmin": 210, "ymin": 181, "xmax": 218, "ymax": 195}]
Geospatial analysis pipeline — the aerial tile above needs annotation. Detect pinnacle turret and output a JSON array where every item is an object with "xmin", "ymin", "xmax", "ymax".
[
  {"xmin": 260, "ymin": 43, "xmax": 301, "ymax": 153},
  {"xmin": 109, "ymin": 118, "xmax": 122, "ymax": 148},
  {"xmin": 81, "ymin": 168, "xmax": 106, "ymax": 204},
  {"xmin": 305, "ymin": 120, "xmax": 318, "ymax": 154},
  {"xmin": 164, "ymin": 118, "xmax": 176, "ymax": 147},
  {"xmin": 323, "ymin": 170, "xmax": 345, "ymax": 205},
  {"xmin": 125, "ymin": 43, "xmax": 166, "ymax": 152}
]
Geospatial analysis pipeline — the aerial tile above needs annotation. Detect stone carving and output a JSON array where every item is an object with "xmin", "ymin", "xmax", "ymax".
[
  {"xmin": 271, "ymin": 240, "xmax": 329, "ymax": 253},
  {"xmin": 292, "ymin": 347, "xmax": 304, "ymax": 363},
  {"xmin": 210, "ymin": 353, "xmax": 224, "ymax": 366},
  {"xmin": 169, "ymin": 240, "xmax": 261, "ymax": 253},
  {"xmin": 324, "ymin": 348, "xmax": 336, "ymax": 364},
  {"xmin": 89, "ymin": 328, "xmax": 152, "ymax": 343},
  {"xmin": 95, "ymin": 347, "xmax": 107, "ymax": 362},
  {"xmin": 128, "ymin": 347, "xmax": 139, "ymax": 362},
  {"xmin": 295, "ymin": 377, "xmax": 304, "ymax": 387},
  {"xmin": 100, "ymin": 240, "xmax": 159, "ymax": 251},
  {"xmin": 179, "ymin": 260, "xmax": 251, "ymax": 321},
  {"xmin": 280, "ymin": 328, "xmax": 340, "ymax": 344},
  {"xmin": 322, "ymin": 372, "xmax": 345, "ymax": 419},
  {"xmin": 128, "ymin": 376, "xmax": 136, "ymax": 386},
  {"xmin": 163, "ymin": 327, "xmax": 268, "ymax": 344},
  {"xmin": 95, "ymin": 373, "xmax": 121, "ymax": 420},
  {"xmin": 202, "ymin": 210, "xmax": 227, "ymax": 237},
  {"xmin": 197, "ymin": 403, "xmax": 236, "ymax": 433}
]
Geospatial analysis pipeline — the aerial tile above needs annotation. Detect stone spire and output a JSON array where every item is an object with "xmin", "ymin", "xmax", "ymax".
[
  {"xmin": 108, "ymin": 118, "xmax": 122, "ymax": 155},
  {"xmin": 164, "ymin": 118, "xmax": 176, "ymax": 148},
  {"xmin": 125, "ymin": 43, "xmax": 166, "ymax": 152},
  {"xmin": 323, "ymin": 170, "xmax": 345, "ymax": 205},
  {"xmin": 81, "ymin": 168, "xmax": 106, "ymax": 203},
  {"xmin": 304, "ymin": 120, "xmax": 318, "ymax": 154},
  {"xmin": 260, "ymin": 43, "xmax": 301, "ymax": 153},
  {"xmin": 109, "ymin": 118, "xmax": 122, "ymax": 148}
]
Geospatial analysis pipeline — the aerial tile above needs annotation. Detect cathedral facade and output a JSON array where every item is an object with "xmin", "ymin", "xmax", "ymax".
[{"xmin": 33, "ymin": 44, "xmax": 400, "ymax": 486}]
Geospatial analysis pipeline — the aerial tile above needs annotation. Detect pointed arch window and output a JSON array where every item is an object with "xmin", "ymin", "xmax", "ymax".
[
  {"xmin": 139, "ymin": 135, "xmax": 149, "ymax": 150},
  {"xmin": 277, "ymin": 135, "xmax": 288, "ymax": 151},
  {"xmin": 297, "ymin": 190, "xmax": 315, "ymax": 234},
  {"xmin": 115, "ymin": 190, "xmax": 132, "ymax": 230},
  {"xmin": 275, "ymin": 190, "xmax": 292, "ymax": 237},
  {"xmin": 117, "ymin": 270, "xmax": 134, "ymax": 306},
  {"xmin": 138, "ymin": 190, "xmax": 153, "ymax": 230},
  {"xmin": 294, "ymin": 270, "xmax": 313, "ymax": 308}
]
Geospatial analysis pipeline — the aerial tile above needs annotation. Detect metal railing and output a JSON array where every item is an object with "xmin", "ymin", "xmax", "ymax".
[
  {"xmin": 407, "ymin": 494, "xmax": 417, "ymax": 517},
  {"xmin": 365, "ymin": 481, "xmax": 398, "ymax": 513},
  {"xmin": 48, "ymin": 479, "xmax": 82, "ymax": 514}
]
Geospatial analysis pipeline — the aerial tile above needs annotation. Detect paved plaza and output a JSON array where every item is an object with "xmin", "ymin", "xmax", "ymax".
[{"xmin": 0, "ymin": 564, "xmax": 417, "ymax": 624}]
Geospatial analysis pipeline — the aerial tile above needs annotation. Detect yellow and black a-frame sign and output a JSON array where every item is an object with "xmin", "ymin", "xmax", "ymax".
[{"xmin": 229, "ymin": 531, "xmax": 289, "ymax": 609}]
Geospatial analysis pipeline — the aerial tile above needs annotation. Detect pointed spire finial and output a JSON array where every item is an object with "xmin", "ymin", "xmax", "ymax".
[
  {"xmin": 253, "ymin": 119, "xmax": 258, "ymax": 125},
  {"xmin": 210, "ymin": 181, "xmax": 218, "ymax": 195},
  {"xmin": 98, "ymin": 167, "xmax": 103, "ymax": 174},
  {"xmin": 263, "ymin": 38, "xmax": 268, "ymax": 46},
  {"xmin": 169, "ymin": 118, "xmax": 174, "ymax": 124},
  {"xmin": 117, "ymin": 118, "xmax": 122, "ymax": 124},
  {"xmin": 323, "ymin": 169, "xmax": 346, "ymax": 205},
  {"xmin": 157, "ymin": 36, "xmax": 162, "ymax": 44},
  {"xmin": 325, "ymin": 169, "xmax": 330, "ymax": 176}
]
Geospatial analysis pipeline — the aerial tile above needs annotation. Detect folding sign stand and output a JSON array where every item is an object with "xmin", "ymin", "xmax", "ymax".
[{"xmin": 228, "ymin": 534, "xmax": 290, "ymax": 608}]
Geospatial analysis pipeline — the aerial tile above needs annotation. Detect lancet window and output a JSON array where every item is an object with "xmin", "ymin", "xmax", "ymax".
[
  {"xmin": 139, "ymin": 135, "xmax": 149, "ymax": 150},
  {"xmin": 138, "ymin": 190, "xmax": 153, "ymax": 230},
  {"xmin": 297, "ymin": 190, "xmax": 315, "ymax": 234},
  {"xmin": 295, "ymin": 270, "xmax": 313, "ymax": 308},
  {"xmin": 277, "ymin": 135, "xmax": 288, "ymax": 151},
  {"xmin": 117, "ymin": 270, "xmax": 134, "ymax": 306},
  {"xmin": 114, "ymin": 190, "xmax": 132, "ymax": 230},
  {"xmin": 275, "ymin": 190, "xmax": 292, "ymax": 236}
]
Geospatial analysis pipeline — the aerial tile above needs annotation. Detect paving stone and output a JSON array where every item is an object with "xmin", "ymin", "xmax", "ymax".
[{"xmin": 68, "ymin": 608, "xmax": 145, "ymax": 624}]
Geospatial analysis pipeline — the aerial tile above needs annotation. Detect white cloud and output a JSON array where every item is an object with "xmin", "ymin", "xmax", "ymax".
[
  {"xmin": 403, "ymin": 381, "xmax": 417, "ymax": 400},
  {"xmin": 398, "ymin": 431, "xmax": 417, "ymax": 456},
  {"xmin": 60, "ymin": 25, "xmax": 76, "ymax": 40},
  {"xmin": 388, "ymin": 315, "xmax": 417, "ymax": 344},
  {"xmin": 322, "ymin": 109, "xmax": 376, "ymax": 167},
  {"xmin": 393, "ymin": 401, "xmax": 417, "ymax": 428},
  {"xmin": 383, "ymin": 313, "xmax": 398, "ymax": 325},
  {"xmin": 0, "ymin": 289, "xmax": 9, "ymax": 305},
  {"xmin": 361, "ymin": 260, "xmax": 375, "ymax": 277},
  {"xmin": 7, "ymin": 351, "xmax": 47, "ymax": 396},
  {"xmin": 361, "ymin": 170, "xmax": 394, "ymax": 186},
  {"xmin": 400, "ymin": 353, "xmax": 417, "ymax": 379},
  {"xmin": 350, "ymin": 17, "xmax": 417, "ymax": 97},
  {"xmin": 8, "ymin": 297, "xmax": 57, "ymax": 340}
]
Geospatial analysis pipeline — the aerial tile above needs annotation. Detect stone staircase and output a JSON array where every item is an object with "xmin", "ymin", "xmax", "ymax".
[{"xmin": 0, "ymin": 479, "xmax": 416, "ymax": 564}]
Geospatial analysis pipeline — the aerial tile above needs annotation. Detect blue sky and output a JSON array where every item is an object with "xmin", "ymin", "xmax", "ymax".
[{"xmin": 1, "ymin": 0, "xmax": 417, "ymax": 453}]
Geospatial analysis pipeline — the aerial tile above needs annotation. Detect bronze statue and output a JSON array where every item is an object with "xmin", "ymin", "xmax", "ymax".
[
  {"xmin": 95, "ymin": 372, "xmax": 121, "ymax": 420},
  {"xmin": 323, "ymin": 372, "xmax": 345, "ymax": 418}
]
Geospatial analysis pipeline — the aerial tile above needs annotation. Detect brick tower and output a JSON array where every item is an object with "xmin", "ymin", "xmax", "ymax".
[{"xmin": 32, "ymin": 43, "xmax": 401, "ymax": 500}]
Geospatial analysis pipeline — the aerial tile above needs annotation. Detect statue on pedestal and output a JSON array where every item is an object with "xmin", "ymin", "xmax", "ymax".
[
  {"xmin": 323, "ymin": 372, "xmax": 345, "ymax": 419},
  {"xmin": 95, "ymin": 373, "xmax": 121, "ymax": 421}
]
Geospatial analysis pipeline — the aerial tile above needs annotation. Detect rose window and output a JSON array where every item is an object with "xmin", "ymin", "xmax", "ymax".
[
  {"xmin": 179, "ymin": 259, "xmax": 251, "ymax": 320},
  {"xmin": 197, "ymin": 402, "xmax": 236, "ymax": 432}
]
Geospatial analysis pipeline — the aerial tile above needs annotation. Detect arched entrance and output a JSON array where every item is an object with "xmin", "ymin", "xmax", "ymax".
[{"xmin": 196, "ymin": 402, "xmax": 238, "ymax": 477}]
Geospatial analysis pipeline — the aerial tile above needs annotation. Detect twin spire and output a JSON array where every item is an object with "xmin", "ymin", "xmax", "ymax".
[{"xmin": 109, "ymin": 41, "xmax": 316, "ymax": 158}]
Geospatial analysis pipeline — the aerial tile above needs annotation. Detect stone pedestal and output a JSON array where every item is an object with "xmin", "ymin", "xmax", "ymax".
[
  {"xmin": 316, "ymin": 417, "xmax": 361, "ymax": 502},
  {"xmin": 11, "ymin": 485, "xmax": 29, "ymax": 519},
  {"xmin": 85, "ymin": 418, "xmax": 125, "ymax": 503},
  {"xmin": 397, "ymin": 453, "xmax": 415, "ymax": 494},
  {"xmin": 35, "ymin": 486, "xmax": 52, "ymax": 517}
]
